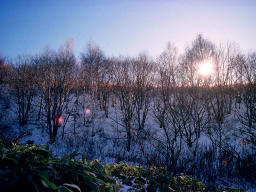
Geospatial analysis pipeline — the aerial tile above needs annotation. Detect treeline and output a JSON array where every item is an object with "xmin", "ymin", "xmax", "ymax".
[{"xmin": 0, "ymin": 35, "xmax": 256, "ymax": 185}]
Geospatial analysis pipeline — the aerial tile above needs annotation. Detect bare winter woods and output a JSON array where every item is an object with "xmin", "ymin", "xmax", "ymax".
[{"xmin": 0, "ymin": 35, "xmax": 256, "ymax": 184}]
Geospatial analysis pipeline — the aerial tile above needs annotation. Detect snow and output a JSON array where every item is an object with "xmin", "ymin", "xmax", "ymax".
[{"xmin": 0, "ymin": 87, "xmax": 255, "ymax": 191}]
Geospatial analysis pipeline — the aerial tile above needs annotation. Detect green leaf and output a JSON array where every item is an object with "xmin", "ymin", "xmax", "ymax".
[
  {"xmin": 61, "ymin": 184, "xmax": 81, "ymax": 192},
  {"xmin": 40, "ymin": 175, "xmax": 58, "ymax": 190},
  {"xmin": 59, "ymin": 151, "xmax": 79, "ymax": 164},
  {"xmin": 58, "ymin": 186, "xmax": 74, "ymax": 192},
  {"xmin": 36, "ymin": 169, "xmax": 49, "ymax": 179}
]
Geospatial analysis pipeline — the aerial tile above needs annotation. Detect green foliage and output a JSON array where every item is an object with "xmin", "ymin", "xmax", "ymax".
[
  {"xmin": 105, "ymin": 163, "xmax": 246, "ymax": 192},
  {"xmin": 0, "ymin": 140, "xmax": 246, "ymax": 192},
  {"xmin": 0, "ymin": 140, "xmax": 119, "ymax": 192}
]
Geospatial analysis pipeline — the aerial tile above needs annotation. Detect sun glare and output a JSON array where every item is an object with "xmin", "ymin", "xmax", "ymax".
[{"xmin": 198, "ymin": 60, "xmax": 214, "ymax": 77}]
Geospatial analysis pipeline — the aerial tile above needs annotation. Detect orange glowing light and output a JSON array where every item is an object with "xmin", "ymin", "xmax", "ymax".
[
  {"xmin": 85, "ymin": 109, "xmax": 91, "ymax": 115},
  {"xmin": 57, "ymin": 117, "xmax": 63, "ymax": 124}
]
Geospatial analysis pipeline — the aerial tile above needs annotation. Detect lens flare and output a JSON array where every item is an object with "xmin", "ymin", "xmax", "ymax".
[
  {"xmin": 57, "ymin": 117, "xmax": 63, "ymax": 124},
  {"xmin": 85, "ymin": 108, "xmax": 91, "ymax": 115}
]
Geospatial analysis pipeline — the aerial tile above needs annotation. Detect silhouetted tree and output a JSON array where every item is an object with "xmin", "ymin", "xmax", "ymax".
[{"xmin": 37, "ymin": 41, "xmax": 76, "ymax": 143}]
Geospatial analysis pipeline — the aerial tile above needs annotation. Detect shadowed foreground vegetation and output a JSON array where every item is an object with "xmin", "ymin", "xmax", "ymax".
[{"xmin": 0, "ymin": 139, "xmax": 244, "ymax": 192}]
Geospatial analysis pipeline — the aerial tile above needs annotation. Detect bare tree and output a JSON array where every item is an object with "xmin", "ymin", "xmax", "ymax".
[
  {"xmin": 152, "ymin": 43, "xmax": 183, "ymax": 172},
  {"xmin": 0, "ymin": 55, "xmax": 7, "ymax": 84},
  {"xmin": 80, "ymin": 42, "xmax": 105, "ymax": 134},
  {"xmin": 132, "ymin": 54, "xmax": 153, "ymax": 131},
  {"xmin": 37, "ymin": 41, "xmax": 76, "ymax": 143},
  {"xmin": 177, "ymin": 35, "xmax": 214, "ymax": 148},
  {"xmin": 114, "ymin": 58, "xmax": 135, "ymax": 152},
  {"xmin": 11, "ymin": 56, "xmax": 36, "ymax": 126},
  {"xmin": 236, "ymin": 53, "xmax": 256, "ymax": 149},
  {"xmin": 97, "ymin": 57, "xmax": 113, "ymax": 118},
  {"xmin": 180, "ymin": 34, "xmax": 215, "ymax": 86},
  {"xmin": 0, "ymin": 55, "xmax": 13, "ymax": 86}
]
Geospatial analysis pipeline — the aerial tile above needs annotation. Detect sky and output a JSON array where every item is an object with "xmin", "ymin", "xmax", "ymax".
[{"xmin": 0, "ymin": 0, "xmax": 256, "ymax": 59}]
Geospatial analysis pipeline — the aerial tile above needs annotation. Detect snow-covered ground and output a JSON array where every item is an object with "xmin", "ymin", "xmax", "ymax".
[{"xmin": 0, "ymin": 87, "xmax": 255, "ymax": 191}]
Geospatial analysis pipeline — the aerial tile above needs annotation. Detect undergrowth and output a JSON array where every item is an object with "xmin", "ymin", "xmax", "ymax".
[{"xmin": 0, "ymin": 140, "xmax": 245, "ymax": 192}]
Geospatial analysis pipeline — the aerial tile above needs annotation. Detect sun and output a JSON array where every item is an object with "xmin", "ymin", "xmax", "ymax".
[{"xmin": 198, "ymin": 60, "xmax": 214, "ymax": 77}]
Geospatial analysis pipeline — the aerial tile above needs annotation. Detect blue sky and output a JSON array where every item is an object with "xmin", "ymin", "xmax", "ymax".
[{"xmin": 0, "ymin": 0, "xmax": 256, "ymax": 59}]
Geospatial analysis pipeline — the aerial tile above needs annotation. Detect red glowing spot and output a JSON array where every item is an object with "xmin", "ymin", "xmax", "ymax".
[
  {"xmin": 85, "ymin": 109, "xmax": 91, "ymax": 115},
  {"xmin": 57, "ymin": 117, "xmax": 63, "ymax": 124}
]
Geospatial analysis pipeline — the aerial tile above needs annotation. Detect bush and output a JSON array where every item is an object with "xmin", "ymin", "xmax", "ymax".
[
  {"xmin": 0, "ymin": 140, "xmax": 119, "ymax": 192},
  {"xmin": 0, "ymin": 140, "xmax": 246, "ymax": 192}
]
